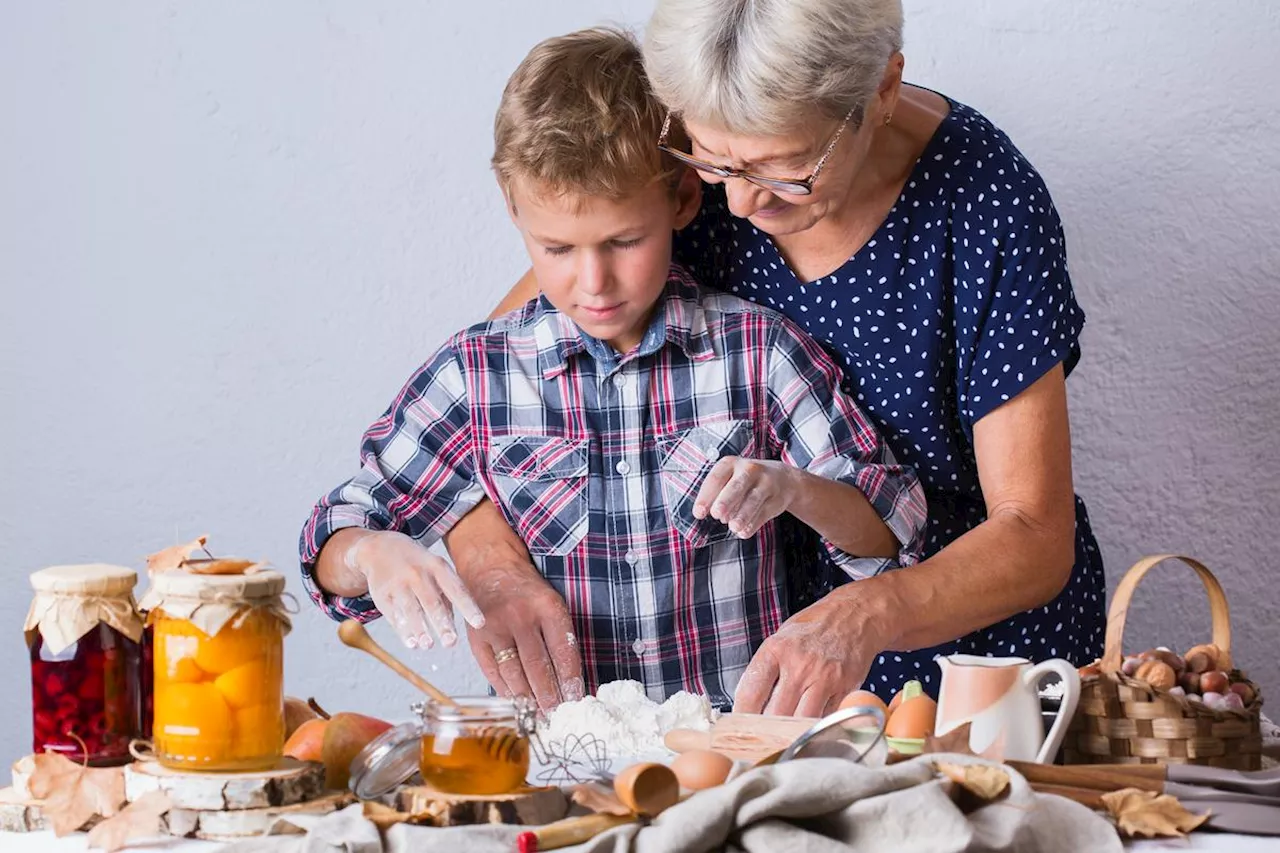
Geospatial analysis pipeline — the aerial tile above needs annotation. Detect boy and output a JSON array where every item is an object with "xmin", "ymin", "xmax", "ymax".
[{"xmin": 300, "ymin": 28, "xmax": 926, "ymax": 710}]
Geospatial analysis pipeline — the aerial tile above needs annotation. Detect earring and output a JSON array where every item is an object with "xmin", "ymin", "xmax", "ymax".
[{"xmin": 883, "ymin": 113, "xmax": 893, "ymax": 126}]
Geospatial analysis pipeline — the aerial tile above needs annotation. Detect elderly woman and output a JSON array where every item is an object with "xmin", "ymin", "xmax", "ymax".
[{"xmin": 439, "ymin": 0, "xmax": 1105, "ymax": 717}]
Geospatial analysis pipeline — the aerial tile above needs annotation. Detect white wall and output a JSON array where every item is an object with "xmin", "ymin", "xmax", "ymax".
[{"xmin": 3, "ymin": 1, "xmax": 1278, "ymax": 767}]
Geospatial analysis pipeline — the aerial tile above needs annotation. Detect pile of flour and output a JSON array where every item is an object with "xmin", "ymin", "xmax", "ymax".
[{"xmin": 538, "ymin": 680, "xmax": 716, "ymax": 757}]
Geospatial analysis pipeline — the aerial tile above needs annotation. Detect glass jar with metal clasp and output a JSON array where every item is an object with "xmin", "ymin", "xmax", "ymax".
[{"xmin": 350, "ymin": 696, "xmax": 537, "ymax": 799}]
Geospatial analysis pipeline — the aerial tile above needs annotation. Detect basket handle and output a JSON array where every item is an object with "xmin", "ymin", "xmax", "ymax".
[{"xmin": 1100, "ymin": 554, "xmax": 1232, "ymax": 673}]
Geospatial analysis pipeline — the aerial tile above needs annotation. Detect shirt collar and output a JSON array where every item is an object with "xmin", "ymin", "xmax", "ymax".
[{"xmin": 535, "ymin": 263, "xmax": 716, "ymax": 379}]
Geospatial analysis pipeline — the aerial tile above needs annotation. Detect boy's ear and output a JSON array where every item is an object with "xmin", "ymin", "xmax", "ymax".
[
  {"xmin": 672, "ymin": 167, "xmax": 702, "ymax": 231},
  {"xmin": 498, "ymin": 177, "xmax": 519, "ymax": 225}
]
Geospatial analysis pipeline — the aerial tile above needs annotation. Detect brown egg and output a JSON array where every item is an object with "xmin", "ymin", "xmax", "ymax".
[
  {"xmin": 837, "ymin": 690, "xmax": 889, "ymax": 729},
  {"xmin": 885, "ymin": 695, "xmax": 938, "ymax": 739},
  {"xmin": 670, "ymin": 749, "xmax": 734, "ymax": 791}
]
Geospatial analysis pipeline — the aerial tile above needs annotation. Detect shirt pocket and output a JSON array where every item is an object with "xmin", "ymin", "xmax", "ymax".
[
  {"xmin": 657, "ymin": 419, "xmax": 758, "ymax": 549},
  {"xmin": 488, "ymin": 435, "xmax": 590, "ymax": 557}
]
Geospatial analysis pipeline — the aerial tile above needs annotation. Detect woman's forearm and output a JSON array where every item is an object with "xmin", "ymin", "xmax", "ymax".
[
  {"xmin": 489, "ymin": 268, "xmax": 539, "ymax": 319},
  {"xmin": 442, "ymin": 498, "xmax": 534, "ymax": 580},
  {"xmin": 787, "ymin": 470, "xmax": 898, "ymax": 558},
  {"xmin": 857, "ymin": 505, "xmax": 1075, "ymax": 653}
]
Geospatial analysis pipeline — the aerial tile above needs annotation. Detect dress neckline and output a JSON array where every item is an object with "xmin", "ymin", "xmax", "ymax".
[{"xmin": 763, "ymin": 89, "xmax": 957, "ymax": 287}]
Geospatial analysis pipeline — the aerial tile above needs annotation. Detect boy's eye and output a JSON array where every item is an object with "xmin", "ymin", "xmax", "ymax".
[
  {"xmin": 611, "ymin": 237, "xmax": 643, "ymax": 249},
  {"xmin": 543, "ymin": 245, "xmax": 573, "ymax": 257}
]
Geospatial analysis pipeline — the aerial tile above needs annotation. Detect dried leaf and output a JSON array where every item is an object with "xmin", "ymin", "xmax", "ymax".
[
  {"xmin": 27, "ymin": 753, "xmax": 125, "ymax": 836},
  {"xmin": 86, "ymin": 790, "xmax": 171, "ymax": 852},
  {"xmin": 935, "ymin": 762, "xmax": 1011, "ymax": 802},
  {"xmin": 145, "ymin": 536, "xmax": 209, "ymax": 572},
  {"xmin": 361, "ymin": 800, "xmax": 437, "ymax": 830},
  {"xmin": 182, "ymin": 557, "xmax": 267, "ymax": 575},
  {"xmin": 570, "ymin": 783, "xmax": 632, "ymax": 816},
  {"xmin": 1100, "ymin": 788, "xmax": 1210, "ymax": 838},
  {"xmin": 920, "ymin": 722, "xmax": 1006, "ymax": 762},
  {"xmin": 922, "ymin": 722, "xmax": 977, "ymax": 757}
]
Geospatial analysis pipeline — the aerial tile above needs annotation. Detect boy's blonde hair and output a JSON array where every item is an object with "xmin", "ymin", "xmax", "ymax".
[{"xmin": 493, "ymin": 27, "xmax": 682, "ymax": 202}]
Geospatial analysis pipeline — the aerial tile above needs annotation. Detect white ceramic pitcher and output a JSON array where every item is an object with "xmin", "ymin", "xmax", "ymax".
[{"xmin": 934, "ymin": 654, "xmax": 1081, "ymax": 763}]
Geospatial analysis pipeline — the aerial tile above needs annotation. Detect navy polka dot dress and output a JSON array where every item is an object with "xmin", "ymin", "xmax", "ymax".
[{"xmin": 673, "ymin": 95, "xmax": 1106, "ymax": 701}]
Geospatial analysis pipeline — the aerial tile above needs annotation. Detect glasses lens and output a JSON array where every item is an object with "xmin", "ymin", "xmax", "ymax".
[{"xmin": 748, "ymin": 177, "xmax": 812, "ymax": 196}]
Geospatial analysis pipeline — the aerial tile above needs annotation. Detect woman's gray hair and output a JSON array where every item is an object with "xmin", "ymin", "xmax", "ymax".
[{"xmin": 643, "ymin": 0, "xmax": 903, "ymax": 135}]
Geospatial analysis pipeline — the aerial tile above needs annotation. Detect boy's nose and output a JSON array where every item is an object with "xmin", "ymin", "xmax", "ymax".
[{"xmin": 576, "ymin": 252, "xmax": 610, "ymax": 295}]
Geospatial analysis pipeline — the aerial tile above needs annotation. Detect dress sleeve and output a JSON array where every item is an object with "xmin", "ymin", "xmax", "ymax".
[
  {"xmin": 953, "ymin": 166, "xmax": 1085, "ymax": 437},
  {"xmin": 297, "ymin": 338, "xmax": 487, "ymax": 622},
  {"xmin": 672, "ymin": 185, "xmax": 729, "ymax": 291}
]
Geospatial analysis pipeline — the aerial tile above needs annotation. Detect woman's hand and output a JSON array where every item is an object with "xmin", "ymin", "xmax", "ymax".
[
  {"xmin": 732, "ymin": 583, "xmax": 892, "ymax": 717},
  {"xmin": 343, "ymin": 530, "xmax": 486, "ymax": 650},
  {"xmin": 462, "ymin": 562, "xmax": 585, "ymax": 713},
  {"xmin": 693, "ymin": 457, "xmax": 802, "ymax": 538},
  {"xmin": 443, "ymin": 499, "xmax": 584, "ymax": 713}
]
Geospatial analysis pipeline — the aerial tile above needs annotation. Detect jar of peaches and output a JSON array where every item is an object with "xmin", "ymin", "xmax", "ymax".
[
  {"xmin": 25, "ymin": 564, "xmax": 146, "ymax": 766},
  {"xmin": 140, "ymin": 569, "xmax": 291, "ymax": 771}
]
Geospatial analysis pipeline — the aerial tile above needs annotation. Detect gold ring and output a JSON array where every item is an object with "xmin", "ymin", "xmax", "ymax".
[{"xmin": 494, "ymin": 647, "xmax": 519, "ymax": 665}]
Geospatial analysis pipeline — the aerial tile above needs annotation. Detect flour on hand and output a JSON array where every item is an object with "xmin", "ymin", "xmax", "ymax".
[{"xmin": 538, "ymin": 680, "xmax": 716, "ymax": 757}]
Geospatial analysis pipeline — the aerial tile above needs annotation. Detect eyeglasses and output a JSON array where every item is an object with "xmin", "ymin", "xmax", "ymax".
[{"xmin": 657, "ymin": 106, "xmax": 857, "ymax": 197}]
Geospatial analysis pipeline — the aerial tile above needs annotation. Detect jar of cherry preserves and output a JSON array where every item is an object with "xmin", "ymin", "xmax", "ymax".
[{"xmin": 25, "ymin": 564, "xmax": 146, "ymax": 766}]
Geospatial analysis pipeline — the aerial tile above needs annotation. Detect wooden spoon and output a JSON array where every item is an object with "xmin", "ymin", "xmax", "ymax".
[{"xmin": 337, "ymin": 619, "xmax": 456, "ymax": 707}]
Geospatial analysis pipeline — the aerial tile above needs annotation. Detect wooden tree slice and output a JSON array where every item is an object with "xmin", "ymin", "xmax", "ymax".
[
  {"xmin": 164, "ymin": 791, "xmax": 354, "ymax": 840},
  {"xmin": 0, "ymin": 787, "xmax": 104, "ymax": 833},
  {"xmin": 394, "ymin": 785, "xmax": 568, "ymax": 827},
  {"xmin": 125, "ymin": 759, "xmax": 326, "ymax": 811},
  {"xmin": 0, "ymin": 787, "xmax": 45, "ymax": 833}
]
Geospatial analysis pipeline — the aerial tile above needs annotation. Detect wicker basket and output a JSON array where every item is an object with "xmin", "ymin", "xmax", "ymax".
[{"xmin": 1062, "ymin": 554, "xmax": 1264, "ymax": 769}]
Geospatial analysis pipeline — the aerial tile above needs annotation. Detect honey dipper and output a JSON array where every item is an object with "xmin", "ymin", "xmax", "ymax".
[{"xmin": 337, "ymin": 619, "xmax": 525, "ymax": 763}]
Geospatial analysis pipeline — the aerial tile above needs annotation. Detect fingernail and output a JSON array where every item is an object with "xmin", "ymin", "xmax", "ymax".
[
  {"xmin": 405, "ymin": 636, "xmax": 418, "ymax": 649},
  {"xmin": 420, "ymin": 633, "xmax": 434, "ymax": 649},
  {"xmin": 469, "ymin": 615, "xmax": 486, "ymax": 629},
  {"xmin": 693, "ymin": 505, "xmax": 705, "ymax": 519},
  {"xmin": 441, "ymin": 631, "xmax": 456, "ymax": 647}
]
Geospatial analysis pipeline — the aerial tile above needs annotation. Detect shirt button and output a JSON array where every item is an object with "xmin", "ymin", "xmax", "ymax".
[
  {"xmin": 704, "ymin": 446, "xmax": 720, "ymax": 460},
  {"xmin": 625, "ymin": 550, "xmax": 639, "ymax": 565},
  {"xmin": 632, "ymin": 639, "xmax": 645, "ymax": 656},
  {"xmin": 613, "ymin": 374, "xmax": 626, "ymax": 388},
  {"xmin": 615, "ymin": 460, "xmax": 631, "ymax": 475}
]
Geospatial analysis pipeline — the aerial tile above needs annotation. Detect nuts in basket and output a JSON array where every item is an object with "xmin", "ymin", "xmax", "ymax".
[{"xmin": 1133, "ymin": 660, "xmax": 1176, "ymax": 691}]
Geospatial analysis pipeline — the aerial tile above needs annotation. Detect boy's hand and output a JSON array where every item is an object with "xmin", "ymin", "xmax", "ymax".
[
  {"xmin": 463, "ymin": 563, "xmax": 585, "ymax": 713},
  {"xmin": 693, "ymin": 457, "xmax": 805, "ymax": 538},
  {"xmin": 345, "ymin": 530, "xmax": 486, "ymax": 650}
]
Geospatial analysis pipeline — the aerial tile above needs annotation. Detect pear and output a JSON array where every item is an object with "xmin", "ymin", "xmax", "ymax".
[
  {"xmin": 284, "ymin": 696, "xmax": 328, "ymax": 738},
  {"xmin": 320, "ymin": 712, "xmax": 393, "ymax": 790},
  {"xmin": 283, "ymin": 718, "xmax": 328, "ymax": 762}
]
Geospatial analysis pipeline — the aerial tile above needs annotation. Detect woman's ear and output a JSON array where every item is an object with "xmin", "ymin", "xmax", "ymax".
[
  {"xmin": 672, "ymin": 167, "xmax": 702, "ymax": 231},
  {"xmin": 875, "ymin": 52, "xmax": 906, "ymax": 124}
]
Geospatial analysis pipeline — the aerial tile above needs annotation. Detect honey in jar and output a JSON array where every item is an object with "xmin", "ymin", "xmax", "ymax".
[
  {"xmin": 25, "ymin": 565, "xmax": 146, "ymax": 766},
  {"xmin": 349, "ymin": 696, "xmax": 535, "ymax": 800},
  {"xmin": 140, "ymin": 568, "xmax": 291, "ymax": 771},
  {"xmin": 419, "ymin": 699, "xmax": 531, "ymax": 795}
]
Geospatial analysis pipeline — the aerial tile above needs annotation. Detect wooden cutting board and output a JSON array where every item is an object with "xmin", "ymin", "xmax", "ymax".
[{"xmin": 665, "ymin": 714, "xmax": 817, "ymax": 761}]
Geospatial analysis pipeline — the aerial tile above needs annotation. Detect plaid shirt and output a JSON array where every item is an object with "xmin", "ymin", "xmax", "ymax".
[{"xmin": 300, "ymin": 265, "xmax": 926, "ymax": 708}]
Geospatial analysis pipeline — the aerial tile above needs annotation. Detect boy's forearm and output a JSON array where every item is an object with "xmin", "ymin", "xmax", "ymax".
[
  {"xmin": 313, "ymin": 528, "xmax": 374, "ymax": 597},
  {"xmin": 785, "ymin": 470, "xmax": 899, "ymax": 559}
]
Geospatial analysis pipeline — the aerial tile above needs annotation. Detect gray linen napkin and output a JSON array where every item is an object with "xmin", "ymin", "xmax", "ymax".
[{"xmin": 220, "ymin": 754, "xmax": 1121, "ymax": 853}]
